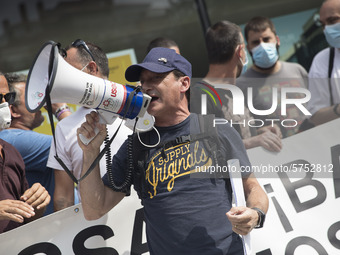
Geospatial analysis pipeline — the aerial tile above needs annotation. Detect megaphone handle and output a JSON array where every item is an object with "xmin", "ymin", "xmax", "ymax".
[{"xmin": 79, "ymin": 114, "xmax": 107, "ymax": 145}]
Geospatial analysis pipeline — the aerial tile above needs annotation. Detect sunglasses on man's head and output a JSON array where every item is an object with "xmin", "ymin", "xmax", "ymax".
[
  {"xmin": 0, "ymin": 92, "xmax": 15, "ymax": 105},
  {"xmin": 59, "ymin": 39, "xmax": 95, "ymax": 62},
  {"xmin": 71, "ymin": 39, "xmax": 95, "ymax": 61}
]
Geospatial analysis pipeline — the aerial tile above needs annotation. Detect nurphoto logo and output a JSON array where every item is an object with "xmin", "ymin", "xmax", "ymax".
[{"xmin": 194, "ymin": 82, "xmax": 311, "ymax": 129}]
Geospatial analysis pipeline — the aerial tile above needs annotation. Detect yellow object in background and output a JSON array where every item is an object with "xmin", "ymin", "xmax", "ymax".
[{"xmin": 108, "ymin": 49, "xmax": 137, "ymax": 86}]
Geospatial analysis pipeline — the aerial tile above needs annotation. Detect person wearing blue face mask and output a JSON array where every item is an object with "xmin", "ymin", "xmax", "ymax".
[
  {"xmin": 237, "ymin": 16, "xmax": 308, "ymax": 138},
  {"xmin": 251, "ymin": 42, "xmax": 279, "ymax": 69},
  {"xmin": 307, "ymin": 0, "xmax": 340, "ymax": 126},
  {"xmin": 190, "ymin": 20, "xmax": 282, "ymax": 152}
]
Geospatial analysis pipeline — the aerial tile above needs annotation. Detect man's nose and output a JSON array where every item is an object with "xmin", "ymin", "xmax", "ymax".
[{"xmin": 141, "ymin": 83, "xmax": 151, "ymax": 93}]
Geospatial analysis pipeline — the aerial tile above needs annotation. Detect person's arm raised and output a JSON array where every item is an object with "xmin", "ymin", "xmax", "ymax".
[{"xmin": 77, "ymin": 111, "xmax": 125, "ymax": 220}]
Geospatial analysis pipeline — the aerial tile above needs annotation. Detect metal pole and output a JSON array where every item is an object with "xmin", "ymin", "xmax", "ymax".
[{"xmin": 195, "ymin": 0, "xmax": 211, "ymax": 34}]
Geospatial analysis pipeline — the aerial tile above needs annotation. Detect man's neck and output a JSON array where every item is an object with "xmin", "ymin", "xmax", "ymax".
[
  {"xmin": 155, "ymin": 113, "xmax": 190, "ymax": 127},
  {"xmin": 154, "ymin": 108, "xmax": 190, "ymax": 127},
  {"xmin": 9, "ymin": 121, "xmax": 32, "ymax": 131},
  {"xmin": 205, "ymin": 63, "xmax": 237, "ymax": 85},
  {"xmin": 252, "ymin": 61, "xmax": 281, "ymax": 74}
]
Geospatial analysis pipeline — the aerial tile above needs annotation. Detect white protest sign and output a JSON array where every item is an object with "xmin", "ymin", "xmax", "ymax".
[
  {"xmin": 248, "ymin": 118, "xmax": 340, "ymax": 255},
  {"xmin": 228, "ymin": 159, "xmax": 252, "ymax": 255},
  {"xmin": 0, "ymin": 190, "xmax": 147, "ymax": 255},
  {"xmin": 1, "ymin": 119, "xmax": 339, "ymax": 255}
]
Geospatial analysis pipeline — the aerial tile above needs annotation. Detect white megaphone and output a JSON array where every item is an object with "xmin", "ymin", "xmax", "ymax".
[{"xmin": 25, "ymin": 41, "xmax": 152, "ymax": 144}]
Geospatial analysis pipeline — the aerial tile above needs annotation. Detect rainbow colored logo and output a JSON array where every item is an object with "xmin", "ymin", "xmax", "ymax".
[{"xmin": 198, "ymin": 83, "xmax": 222, "ymax": 107}]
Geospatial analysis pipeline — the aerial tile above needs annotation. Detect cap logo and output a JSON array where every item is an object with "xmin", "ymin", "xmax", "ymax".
[{"xmin": 158, "ymin": 57, "xmax": 167, "ymax": 63}]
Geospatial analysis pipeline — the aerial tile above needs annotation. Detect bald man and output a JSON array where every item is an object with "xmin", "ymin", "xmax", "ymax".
[{"xmin": 308, "ymin": 0, "xmax": 340, "ymax": 126}]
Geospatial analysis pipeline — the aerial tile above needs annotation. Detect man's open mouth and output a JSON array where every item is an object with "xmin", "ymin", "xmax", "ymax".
[{"xmin": 151, "ymin": 96, "xmax": 159, "ymax": 102}]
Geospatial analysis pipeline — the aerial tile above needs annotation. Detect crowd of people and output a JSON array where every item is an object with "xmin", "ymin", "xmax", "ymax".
[{"xmin": 0, "ymin": 0, "xmax": 339, "ymax": 254}]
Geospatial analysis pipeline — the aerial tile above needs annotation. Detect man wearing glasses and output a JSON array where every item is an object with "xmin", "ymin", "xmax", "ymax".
[
  {"xmin": 307, "ymin": 0, "xmax": 340, "ymax": 126},
  {"xmin": 59, "ymin": 39, "xmax": 98, "ymax": 75},
  {"xmin": 0, "ymin": 72, "xmax": 51, "ymax": 233},
  {"xmin": 47, "ymin": 40, "xmax": 131, "ymax": 212}
]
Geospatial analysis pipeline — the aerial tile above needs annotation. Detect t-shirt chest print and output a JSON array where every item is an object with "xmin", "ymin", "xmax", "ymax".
[{"xmin": 145, "ymin": 139, "xmax": 213, "ymax": 198}]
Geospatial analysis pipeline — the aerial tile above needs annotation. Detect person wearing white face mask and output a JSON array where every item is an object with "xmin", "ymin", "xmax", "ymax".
[
  {"xmin": 307, "ymin": 0, "xmax": 340, "ymax": 126},
  {"xmin": 0, "ymin": 98, "xmax": 12, "ymax": 130},
  {"xmin": 237, "ymin": 16, "xmax": 308, "ymax": 138}
]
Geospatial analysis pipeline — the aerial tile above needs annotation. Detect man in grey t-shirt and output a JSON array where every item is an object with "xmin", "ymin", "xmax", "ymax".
[{"xmin": 237, "ymin": 16, "xmax": 308, "ymax": 138}]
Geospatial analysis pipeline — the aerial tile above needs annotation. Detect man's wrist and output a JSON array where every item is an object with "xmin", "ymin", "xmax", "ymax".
[
  {"xmin": 252, "ymin": 207, "xmax": 266, "ymax": 228},
  {"xmin": 54, "ymin": 105, "xmax": 71, "ymax": 120}
]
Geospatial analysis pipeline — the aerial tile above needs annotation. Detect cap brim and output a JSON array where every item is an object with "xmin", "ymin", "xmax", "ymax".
[{"xmin": 125, "ymin": 62, "xmax": 175, "ymax": 82}]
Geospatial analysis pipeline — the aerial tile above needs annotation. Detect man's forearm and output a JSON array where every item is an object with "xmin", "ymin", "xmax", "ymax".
[
  {"xmin": 243, "ymin": 174, "xmax": 269, "ymax": 213},
  {"xmin": 76, "ymin": 111, "xmax": 125, "ymax": 220},
  {"xmin": 78, "ymin": 150, "xmax": 125, "ymax": 220},
  {"xmin": 54, "ymin": 198, "xmax": 74, "ymax": 212},
  {"xmin": 79, "ymin": 150, "xmax": 108, "ymax": 220},
  {"xmin": 54, "ymin": 169, "xmax": 75, "ymax": 212},
  {"xmin": 245, "ymin": 184, "xmax": 269, "ymax": 213}
]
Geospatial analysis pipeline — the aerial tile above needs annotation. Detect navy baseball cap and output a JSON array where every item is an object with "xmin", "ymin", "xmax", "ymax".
[{"xmin": 125, "ymin": 47, "xmax": 192, "ymax": 82}]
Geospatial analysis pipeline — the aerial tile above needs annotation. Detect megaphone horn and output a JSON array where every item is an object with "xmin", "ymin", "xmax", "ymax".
[{"xmin": 25, "ymin": 41, "xmax": 151, "ymax": 122}]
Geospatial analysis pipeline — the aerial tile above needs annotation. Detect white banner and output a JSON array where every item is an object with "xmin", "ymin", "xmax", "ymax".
[
  {"xmin": 0, "ymin": 119, "xmax": 339, "ymax": 255},
  {"xmin": 0, "ymin": 191, "xmax": 147, "ymax": 255},
  {"xmin": 248, "ymin": 118, "xmax": 340, "ymax": 255}
]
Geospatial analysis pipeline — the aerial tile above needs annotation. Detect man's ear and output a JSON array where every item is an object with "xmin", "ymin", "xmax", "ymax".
[
  {"xmin": 276, "ymin": 35, "xmax": 280, "ymax": 47},
  {"xmin": 236, "ymin": 45, "xmax": 243, "ymax": 59},
  {"xmin": 87, "ymin": 61, "xmax": 99, "ymax": 76},
  {"xmin": 179, "ymin": 76, "xmax": 190, "ymax": 93},
  {"xmin": 9, "ymin": 105, "xmax": 20, "ymax": 118}
]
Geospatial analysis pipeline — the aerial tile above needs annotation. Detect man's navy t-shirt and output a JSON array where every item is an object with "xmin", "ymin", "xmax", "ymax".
[{"xmin": 103, "ymin": 114, "xmax": 251, "ymax": 254}]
